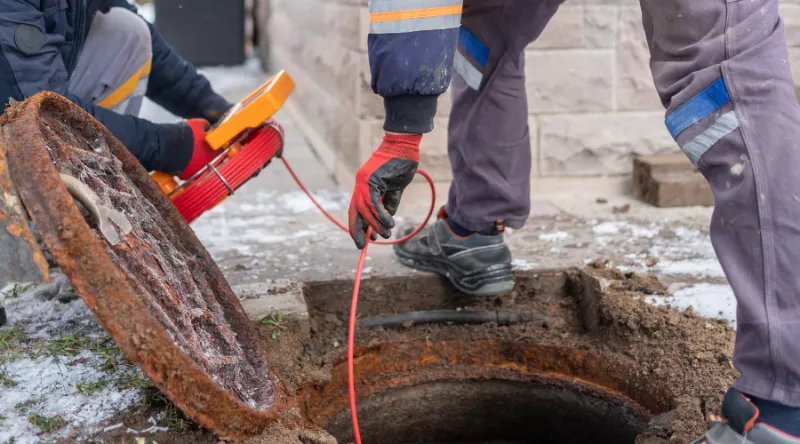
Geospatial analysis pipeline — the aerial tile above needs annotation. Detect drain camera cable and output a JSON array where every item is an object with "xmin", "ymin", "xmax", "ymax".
[
  {"xmin": 281, "ymin": 157, "xmax": 437, "ymax": 444},
  {"xmin": 358, "ymin": 310, "xmax": 525, "ymax": 329}
]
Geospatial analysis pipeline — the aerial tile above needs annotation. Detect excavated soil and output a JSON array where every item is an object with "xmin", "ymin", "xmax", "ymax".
[{"xmin": 250, "ymin": 261, "xmax": 736, "ymax": 444}]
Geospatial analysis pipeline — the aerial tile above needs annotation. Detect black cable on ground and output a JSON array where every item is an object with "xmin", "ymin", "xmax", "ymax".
[{"xmin": 357, "ymin": 309, "xmax": 539, "ymax": 329}]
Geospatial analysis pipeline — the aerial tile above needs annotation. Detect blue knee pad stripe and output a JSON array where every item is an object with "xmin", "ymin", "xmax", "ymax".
[
  {"xmin": 665, "ymin": 78, "xmax": 731, "ymax": 139},
  {"xmin": 458, "ymin": 26, "xmax": 488, "ymax": 67}
]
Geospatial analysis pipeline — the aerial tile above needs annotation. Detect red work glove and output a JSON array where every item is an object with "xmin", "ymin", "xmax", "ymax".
[
  {"xmin": 348, "ymin": 132, "xmax": 421, "ymax": 249},
  {"xmin": 179, "ymin": 119, "xmax": 218, "ymax": 181}
]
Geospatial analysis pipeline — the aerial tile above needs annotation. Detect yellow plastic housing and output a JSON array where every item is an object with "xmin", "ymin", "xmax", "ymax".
[
  {"xmin": 151, "ymin": 70, "xmax": 295, "ymax": 198},
  {"xmin": 206, "ymin": 70, "xmax": 295, "ymax": 150}
]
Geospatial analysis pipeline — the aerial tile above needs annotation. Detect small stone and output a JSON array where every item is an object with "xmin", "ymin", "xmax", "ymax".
[
  {"xmin": 668, "ymin": 315, "xmax": 680, "ymax": 326},
  {"xmin": 333, "ymin": 341, "xmax": 340, "ymax": 348},
  {"xmin": 596, "ymin": 198, "xmax": 608, "ymax": 204},
  {"xmin": 324, "ymin": 313, "xmax": 343, "ymax": 328},
  {"xmin": 612, "ymin": 204, "xmax": 631, "ymax": 214},
  {"xmin": 645, "ymin": 257, "xmax": 659, "ymax": 267}
]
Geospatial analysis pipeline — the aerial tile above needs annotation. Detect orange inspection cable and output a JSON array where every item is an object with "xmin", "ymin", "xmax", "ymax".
[{"xmin": 281, "ymin": 157, "xmax": 437, "ymax": 444}]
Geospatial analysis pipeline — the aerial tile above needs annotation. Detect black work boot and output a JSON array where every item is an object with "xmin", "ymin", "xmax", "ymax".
[
  {"xmin": 393, "ymin": 210, "xmax": 514, "ymax": 297},
  {"xmin": 693, "ymin": 388, "xmax": 800, "ymax": 443}
]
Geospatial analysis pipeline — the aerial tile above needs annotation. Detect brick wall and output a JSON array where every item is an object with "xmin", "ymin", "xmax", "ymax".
[{"xmin": 259, "ymin": 0, "xmax": 800, "ymax": 190}]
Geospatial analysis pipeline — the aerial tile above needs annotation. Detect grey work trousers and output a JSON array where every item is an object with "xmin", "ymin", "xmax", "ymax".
[
  {"xmin": 448, "ymin": 0, "xmax": 800, "ymax": 406},
  {"xmin": 69, "ymin": 7, "xmax": 152, "ymax": 116}
]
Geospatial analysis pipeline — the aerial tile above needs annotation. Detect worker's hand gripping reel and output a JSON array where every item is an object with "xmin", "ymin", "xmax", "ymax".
[{"xmin": 151, "ymin": 70, "xmax": 295, "ymax": 223}]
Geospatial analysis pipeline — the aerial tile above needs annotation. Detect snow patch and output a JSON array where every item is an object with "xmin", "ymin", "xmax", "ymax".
[
  {"xmin": 646, "ymin": 284, "xmax": 736, "ymax": 326},
  {"xmin": 592, "ymin": 221, "xmax": 625, "ymax": 235},
  {"xmin": 512, "ymin": 260, "xmax": 538, "ymax": 271},
  {"xmin": 0, "ymin": 353, "xmax": 141, "ymax": 444},
  {"xmin": 538, "ymin": 231, "xmax": 569, "ymax": 242}
]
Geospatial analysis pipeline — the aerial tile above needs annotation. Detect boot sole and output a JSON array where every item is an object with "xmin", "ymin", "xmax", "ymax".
[{"xmin": 395, "ymin": 248, "xmax": 515, "ymax": 297}]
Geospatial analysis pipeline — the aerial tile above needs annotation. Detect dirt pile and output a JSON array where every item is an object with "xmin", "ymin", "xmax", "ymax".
[{"xmin": 252, "ymin": 263, "xmax": 736, "ymax": 444}]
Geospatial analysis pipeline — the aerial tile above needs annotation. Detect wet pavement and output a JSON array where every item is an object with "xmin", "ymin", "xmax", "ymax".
[{"xmin": 142, "ymin": 62, "xmax": 733, "ymax": 327}]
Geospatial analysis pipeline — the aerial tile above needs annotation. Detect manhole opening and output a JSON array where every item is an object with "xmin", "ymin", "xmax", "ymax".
[
  {"xmin": 324, "ymin": 379, "xmax": 647, "ymax": 444},
  {"xmin": 286, "ymin": 269, "xmax": 690, "ymax": 444}
]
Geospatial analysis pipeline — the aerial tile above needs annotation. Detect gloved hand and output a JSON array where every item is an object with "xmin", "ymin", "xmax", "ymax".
[
  {"xmin": 178, "ymin": 119, "xmax": 218, "ymax": 181},
  {"xmin": 348, "ymin": 132, "xmax": 421, "ymax": 249}
]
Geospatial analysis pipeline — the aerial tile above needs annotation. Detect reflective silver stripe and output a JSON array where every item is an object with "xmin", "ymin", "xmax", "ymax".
[
  {"xmin": 369, "ymin": 14, "xmax": 461, "ymax": 34},
  {"xmin": 453, "ymin": 51, "xmax": 482, "ymax": 91},
  {"xmin": 370, "ymin": 0, "xmax": 462, "ymax": 14},
  {"xmin": 112, "ymin": 77, "xmax": 148, "ymax": 114},
  {"xmin": 681, "ymin": 111, "xmax": 740, "ymax": 166}
]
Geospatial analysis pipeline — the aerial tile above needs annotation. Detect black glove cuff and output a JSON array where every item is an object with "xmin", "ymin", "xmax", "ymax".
[{"xmin": 383, "ymin": 94, "xmax": 438, "ymax": 134}]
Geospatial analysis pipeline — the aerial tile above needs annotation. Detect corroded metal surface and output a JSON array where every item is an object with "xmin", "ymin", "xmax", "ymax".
[
  {"xmin": 0, "ymin": 131, "xmax": 49, "ymax": 288},
  {"xmin": 302, "ymin": 338, "xmax": 674, "ymax": 428},
  {"xmin": 1, "ymin": 92, "xmax": 279, "ymax": 440}
]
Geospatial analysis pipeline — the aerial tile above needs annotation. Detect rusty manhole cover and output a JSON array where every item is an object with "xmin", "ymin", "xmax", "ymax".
[{"xmin": 1, "ymin": 92, "xmax": 278, "ymax": 440}]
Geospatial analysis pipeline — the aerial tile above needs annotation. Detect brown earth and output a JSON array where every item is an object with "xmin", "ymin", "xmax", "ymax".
[
  {"xmin": 87, "ymin": 262, "xmax": 735, "ymax": 444},
  {"xmin": 239, "ymin": 262, "xmax": 736, "ymax": 444}
]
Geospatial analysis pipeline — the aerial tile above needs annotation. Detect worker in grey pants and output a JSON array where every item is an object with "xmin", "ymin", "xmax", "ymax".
[
  {"xmin": 69, "ymin": 6, "xmax": 152, "ymax": 116},
  {"xmin": 352, "ymin": 0, "xmax": 800, "ymax": 440}
]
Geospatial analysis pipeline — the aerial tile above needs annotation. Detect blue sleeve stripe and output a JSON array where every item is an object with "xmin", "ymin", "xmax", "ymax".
[
  {"xmin": 665, "ymin": 77, "xmax": 731, "ymax": 139},
  {"xmin": 458, "ymin": 26, "xmax": 488, "ymax": 67}
]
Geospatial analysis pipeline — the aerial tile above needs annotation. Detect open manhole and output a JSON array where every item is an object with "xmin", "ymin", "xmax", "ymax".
[
  {"xmin": 0, "ymin": 93, "xmax": 279, "ymax": 440},
  {"xmin": 315, "ymin": 339, "xmax": 651, "ymax": 444}
]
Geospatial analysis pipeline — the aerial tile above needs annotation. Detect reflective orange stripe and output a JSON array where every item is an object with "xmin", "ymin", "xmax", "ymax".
[
  {"xmin": 370, "ymin": 5, "xmax": 462, "ymax": 23},
  {"xmin": 98, "ymin": 58, "xmax": 152, "ymax": 109}
]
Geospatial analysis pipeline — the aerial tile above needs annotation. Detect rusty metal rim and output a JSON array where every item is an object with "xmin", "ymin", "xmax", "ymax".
[
  {"xmin": 302, "ymin": 338, "xmax": 675, "ymax": 427},
  {"xmin": 2, "ymin": 92, "xmax": 281, "ymax": 441}
]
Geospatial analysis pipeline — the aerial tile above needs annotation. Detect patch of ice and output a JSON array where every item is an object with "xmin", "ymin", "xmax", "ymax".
[
  {"xmin": 0, "ymin": 353, "xmax": 142, "ymax": 444},
  {"xmin": 512, "ymin": 260, "xmax": 538, "ymax": 271},
  {"xmin": 200, "ymin": 190, "xmax": 349, "ymax": 218},
  {"xmin": 646, "ymin": 283, "xmax": 736, "ymax": 326},
  {"xmin": 538, "ymin": 231, "xmax": 569, "ymax": 242},
  {"xmin": 631, "ymin": 225, "xmax": 660, "ymax": 239},
  {"xmin": 649, "ymin": 227, "xmax": 724, "ymax": 278},
  {"xmin": 592, "ymin": 221, "xmax": 625, "ymax": 235},
  {"xmin": 1, "ymin": 290, "xmax": 144, "ymax": 443}
]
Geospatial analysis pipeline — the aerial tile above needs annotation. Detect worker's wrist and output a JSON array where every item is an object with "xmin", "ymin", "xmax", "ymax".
[
  {"xmin": 379, "ymin": 133, "xmax": 421, "ymax": 162},
  {"xmin": 196, "ymin": 89, "xmax": 234, "ymax": 124},
  {"xmin": 383, "ymin": 94, "xmax": 438, "ymax": 134}
]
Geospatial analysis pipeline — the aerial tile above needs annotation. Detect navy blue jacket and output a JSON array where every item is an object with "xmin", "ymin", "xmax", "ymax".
[
  {"xmin": 368, "ymin": 0, "xmax": 463, "ymax": 134},
  {"xmin": 0, "ymin": 0, "xmax": 231, "ymax": 174}
]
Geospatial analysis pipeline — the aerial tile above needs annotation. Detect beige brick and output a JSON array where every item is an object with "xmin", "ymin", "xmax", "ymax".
[
  {"xmin": 538, "ymin": 112, "xmax": 677, "ymax": 176},
  {"xmin": 420, "ymin": 120, "xmax": 453, "ymax": 182},
  {"xmin": 789, "ymin": 48, "xmax": 800, "ymax": 88},
  {"xmin": 525, "ymin": 50, "xmax": 613, "ymax": 113},
  {"xmin": 360, "ymin": 118, "xmax": 453, "ymax": 181},
  {"xmin": 780, "ymin": 4, "xmax": 800, "ymax": 48},
  {"xmin": 529, "ymin": 116, "xmax": 540, "ymax": 178},
  {"xmin": 358, "ymin": 53, "xmax": 384, "ymax": 119},
  {"xmin": 632, "ymin": 154, "xmax": 714, "ymax": 207},
  {"xmin": 532, "ymin": 6, "xmax": 617, "ymax": 49},
  {"xmin": 273, "ymin": 46, "xmax": 361, "ymax": 170},
  {"xmin": 615, "ymin": 7, "xmax": 662, "ymax": 111},
  {"xmin": 297, "ymin": 34, "xmax": 361, "ymax": 112}
]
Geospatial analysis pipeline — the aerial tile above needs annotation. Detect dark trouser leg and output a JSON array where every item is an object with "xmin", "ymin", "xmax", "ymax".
[
  {"xmin": 641, "ymin": 0, "xmax": 800, "ymax": 406},
  {"xmin": 445, "ymin": 0, "xmax": 562, "ymax": 232}
]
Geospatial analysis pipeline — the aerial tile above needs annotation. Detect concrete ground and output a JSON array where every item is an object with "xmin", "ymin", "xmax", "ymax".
[
  {"xmin": 155, "ymin": 60, "xmax": 735, "ymax": 328},
  {"xmin": 0, "ymin": 58, "xmax": 734, "ymax": 444}
]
